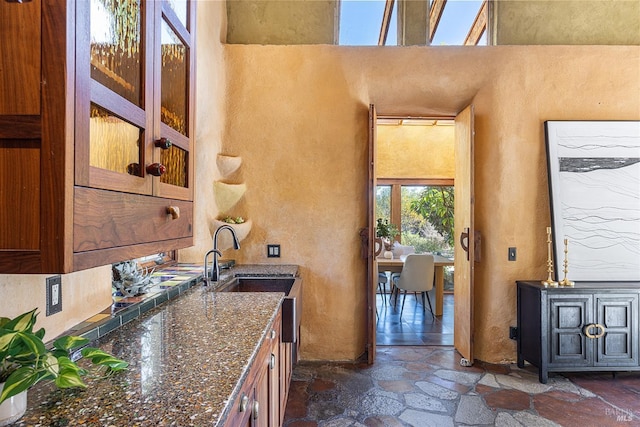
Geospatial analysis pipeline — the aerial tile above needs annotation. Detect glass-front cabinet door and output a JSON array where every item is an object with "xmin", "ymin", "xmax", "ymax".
[
  {"xmin": 154, "ymin": 1, "xmax": 194, "ymax": 200},
  {"xmin": 75, "ymin": 0, "xmax": 194, "ymax": 200}
]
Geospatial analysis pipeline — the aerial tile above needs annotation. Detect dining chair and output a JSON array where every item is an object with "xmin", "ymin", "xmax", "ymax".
[
  {"xmin": 393, "ymin": 254, "xmax": 435, "ymax": 319},
  {"xmin": 377, "ymin": 272, "xmax": 388, "ymax": 306},
  {"xmin": 389, "ymin": 243, "xmax": 415, "ymax": 301},
  {"xmin": 390, "ymin": 272, "xmax": 401, "ymax": 306}
]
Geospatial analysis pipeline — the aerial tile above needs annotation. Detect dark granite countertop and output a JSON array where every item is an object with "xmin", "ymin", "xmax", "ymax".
[{"xmin": 14, "ymin": 263, "xmax": 298, "ymax": 426}]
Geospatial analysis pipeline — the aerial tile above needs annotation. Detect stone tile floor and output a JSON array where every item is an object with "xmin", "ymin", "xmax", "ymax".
[
  {"xmin": 376, "ymin": 293, "xmax": 454, "ymax": 346},
  {"xmin": 283, "ymin": 346, "xmax": 640, "ymax": 426}
]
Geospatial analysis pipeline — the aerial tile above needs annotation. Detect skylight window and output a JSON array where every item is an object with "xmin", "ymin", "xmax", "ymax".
[
  {"xmin": 339, "ymin": 1, "xmax": 387, "ymax": 46},
  {"xmin": 338, "ymin": 0, "xmax": 486, "ymax": 46},
  {"xmin": 431, "ymin": 1, "xmax": 486, "ymax": 45}
]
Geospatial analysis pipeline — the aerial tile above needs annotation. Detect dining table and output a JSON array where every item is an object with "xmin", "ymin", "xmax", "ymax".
[{"xmin": 376, "ymin": 254, "xmax": 454, "ymax": 316}]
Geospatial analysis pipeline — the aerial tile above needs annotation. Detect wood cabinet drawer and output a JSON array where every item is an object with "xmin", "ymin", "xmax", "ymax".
[{"xmin": 74, "ymin": 186, "xmax": 192, "ymax": 252}]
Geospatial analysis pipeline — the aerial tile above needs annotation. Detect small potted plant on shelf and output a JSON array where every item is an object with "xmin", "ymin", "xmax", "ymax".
[
  {"xmin": 0, "ymin": 309, "xmax": 128, "ymax": 425},
  {"xmin": 375, "ymin": 218, "xmax": 400, "ymax": 258},
  {"xmin": 112, "ymin": 260, "xmax": 156, "ymax": 298}
]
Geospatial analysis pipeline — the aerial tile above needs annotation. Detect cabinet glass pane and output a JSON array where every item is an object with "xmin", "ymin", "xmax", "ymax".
[
  {"xmin": 167, "ymin": 0, "xmax": 188, "ymax": 28},
  {"xmin": 161, "ymin": 19, "xmax": 188, "ymax": 136},
  {"xmin": 90, "ymin": 0, "xmax": 142, "ymax": 106},
  {"xmin": 90, "ymin": 104, "xmax": 143, "ymax": 176},
  {"xmin": 160, "ymin": 144, "xmax": 188, "ymax": 187}
]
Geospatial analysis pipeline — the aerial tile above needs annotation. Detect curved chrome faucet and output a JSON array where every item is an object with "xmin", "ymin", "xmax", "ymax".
[{"xmin": 204, "ymin": 224, "xmax": 240, "ymax": 284}]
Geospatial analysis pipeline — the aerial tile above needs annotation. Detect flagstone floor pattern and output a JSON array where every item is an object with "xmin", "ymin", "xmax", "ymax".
[{"xmin": 283, "ymin": 346, "xmax": 640, "ymax": 427}]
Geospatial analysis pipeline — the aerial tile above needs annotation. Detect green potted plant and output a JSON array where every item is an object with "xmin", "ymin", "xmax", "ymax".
[
  {"xmin": 112, "ymin": 260, "xmax": 156, "ymax": 297},
  {"xmin": 0, "ymin": 309, "xmax": 128, "ymax": 425},
  {"xmin": 375, "ymin": 218, "xmax": 400, "ymax": 251}
]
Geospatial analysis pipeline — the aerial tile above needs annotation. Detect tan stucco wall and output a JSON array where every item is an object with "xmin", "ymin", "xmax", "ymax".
[
  {"xmin": 377, "ymin": 124, "xmax": 455, "ymax": 179},
  {"xmin": 493, "ymin": 0, "xmax": 640, "ymax": 45},
  {"xmin": 0, "ymin": 267, "xmax": 113, "ymax": 341},
  {"xmin": 179, "ymin": 0, "xmax": 227, "ymax": 261},
  {"xmin": 182, "ymin": 44, "xmax": 639, "ymax": 363},
  {"xmin": 226, "ymin": 0, "xmax": 337, "ymax": 44}
]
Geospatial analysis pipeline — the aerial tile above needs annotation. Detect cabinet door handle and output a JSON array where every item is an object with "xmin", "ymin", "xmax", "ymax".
[
  {"xmin": 251, "ymin": 400, "xmax": 259, "ymax": 420},
  {"xmin": 155, "ymin": 137, "xmax": 172, "ymax": 149},
  {"xmin": 146, "ymin": 163, "xmax": 166, "ymax": 176},
  {"xmin": 239, "ymin": 393, "xmax": 249, "ymax": 412},
  {"xmin": 270, "ymin": 353, "xmax": 276, "ymax": 370},
  {"xmin": 166, "ymin": 206, "xmax": 180, "ymax": 219},
  {"xmin": 460, "ymin": 228, "xmax": 469, "ymax": 261},
  {"xmin": 584, "ymin": 324, "xmax": 595, "ymax": 338},
  {"xmin": 593, "ymin": 323, "xmax": 606, "ymax": 338},
  {"xmin": 584, "ymin": 323, "xmax": 606, "ymax": 339}
]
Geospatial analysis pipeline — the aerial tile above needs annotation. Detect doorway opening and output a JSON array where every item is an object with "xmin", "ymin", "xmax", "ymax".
[{"xmin": 373, "ymin": 116, "xmax": 455, "ymax": 346}]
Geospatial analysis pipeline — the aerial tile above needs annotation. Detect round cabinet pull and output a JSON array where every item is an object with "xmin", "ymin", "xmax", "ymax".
[
  {"xmin": 155, "ymin": 137, "xmax": 172, "ymax": 149},
  {"xmin": 584, "ymin": 323, "xmax": 606, "ymax": 339},
  {"xmin": 593, "ymin": 323, "xmax": 606, "ymax": 339},
  {"xmin": 239, "ymin": 393, "xmax": 249, "ymax": 412},
  {"xmin": 126, "ymin": 163, "xmax": 141, "ymax": 176},
  {"xmin": 166, "ymin": 206, "xmax": 180, "ymax": 219},
  {"xmin": 252, "ymin": 401, "xmax": 259, "ymax": 420},
  {"xmin": 146, "ymin": 163, "xmax": 166, "ymax": 176},
  {"xmin": 584, "ymin": 324, "xmax": 596, "ymax": 339}
]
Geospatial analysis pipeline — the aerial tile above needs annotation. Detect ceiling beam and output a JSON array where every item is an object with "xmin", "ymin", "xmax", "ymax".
[
  {"xmin": 378, "ymin": 0, "xmax": 395, "ymax": 45},
  {"xmin": 464, "ymin": 0, "xmax": 487, "ymax": 45},
  {"xmin": 429, "ymin": 0, "xmax": 447, "ymax": 43}
]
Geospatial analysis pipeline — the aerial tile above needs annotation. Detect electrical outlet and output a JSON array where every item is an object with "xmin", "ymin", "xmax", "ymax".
[
  {"xmin": 508, "ymin": 247, "xmax": 517, "ymax": 261},
  {"xmin": 509, "ymin": 326, "xmax": 518, "ymax": 340},
  {"xmin": 46, "ymin": 275, "xmax": 62, "ymax": 316},
  {"xmin": 267, "ymin": 244, "xmax": 281, "ymax": 258}
]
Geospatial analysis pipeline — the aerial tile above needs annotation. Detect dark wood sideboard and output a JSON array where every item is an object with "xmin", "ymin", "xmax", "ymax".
[{"xmin": 516, "ymin": 280, "xmax": 640, "ymax": 383}]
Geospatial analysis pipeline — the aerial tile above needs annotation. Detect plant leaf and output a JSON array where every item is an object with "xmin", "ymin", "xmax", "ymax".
[
  {"xmin": 0, "ymin": 331, "xmax": 17, "ymax": 353},
  {"xmin": 40, "ymin": 353, "xmax": 60, "ymax": 378},
  {"xmin": 54, "ymin": 372, "xmax": 87, "ymax": 389},
  {"xmin": 53, "ymin": 335, "xmax": 89, "ymax": 351},
  {"xmin": 96, "ymin": 356, "xmax": 129, "ymax": 371},
  {"xmin": 2, "ymin": 309, "xmax": 37, "ymax": 333},
  {"xmin": 81, "ymin": 348, "xmax": 129, "ymax": 370},
  {"xmin": 14, "ymin": 332, "xmax": 47, "ymax": 358},
  {"xmin": 0, "ymin": 366, "xmax": 37, "ymax": 404},
  {"xmin": 0, "ymin": 317, "xmax": 10, "ymax": 329},
  {"xmin": 34, "ymin": 328, "xmax": 46, "ymax": 340},
  {"xmin": 58, "ymin": 357, "xmax": 85, "ymax": 376}
]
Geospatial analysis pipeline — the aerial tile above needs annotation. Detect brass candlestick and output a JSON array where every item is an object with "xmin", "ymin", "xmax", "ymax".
[
  {"xmin": 559, "ymin": 238, "xmax": 575, "ymax": 287},
  {"xmin": 541, "ymin": 227, "xmax": 558, "ymax": 287}
]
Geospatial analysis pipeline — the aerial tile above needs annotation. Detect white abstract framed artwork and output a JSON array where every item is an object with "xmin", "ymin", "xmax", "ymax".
[{"xmin": 545, "ymin": 121, "xmax": 640, "ymax": 282}]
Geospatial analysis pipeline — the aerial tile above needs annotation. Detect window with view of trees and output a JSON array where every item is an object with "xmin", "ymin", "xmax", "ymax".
[
  {"xmin": 375, "ymin": 185, "xmax": 392, "ymax": 230},
  {"xmin": 376, "ymin": 181, "xmax": 454, "ymax": 257}
]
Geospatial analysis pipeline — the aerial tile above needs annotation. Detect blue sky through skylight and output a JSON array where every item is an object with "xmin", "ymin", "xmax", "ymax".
[{"xmin": 339, "ymin": 0, "xmax": 484, "ymax": 46}]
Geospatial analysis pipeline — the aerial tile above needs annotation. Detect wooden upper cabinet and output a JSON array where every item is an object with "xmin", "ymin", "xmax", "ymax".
[
  {"xmin": 0, "ymin": 1, "xmax": 41, "ymax": 115},
  {"xmin": 75, "ymin": 0, "xmax": 195, "ymax": 200},
  {"xmin": 0, "ymin": 0, "xmax": 195, "ymax": 274}
]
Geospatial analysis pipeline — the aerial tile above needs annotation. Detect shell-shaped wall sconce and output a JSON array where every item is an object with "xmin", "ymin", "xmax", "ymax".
[
  {"xmin": 214, "ymin": 181, "xmax": 247, "ymax": 213},
  {"xmin": 216, "ymin": 154, "xmax": 242, "ymax": 178},
  {"xmin": 210, "ymin": 219, "xmax": 253, "ymax": 250}
]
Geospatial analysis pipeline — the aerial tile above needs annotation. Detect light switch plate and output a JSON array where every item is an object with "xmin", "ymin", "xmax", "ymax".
[{"xmin": 267, "ymin": 244, "xmax": 281, "ymax": 258}]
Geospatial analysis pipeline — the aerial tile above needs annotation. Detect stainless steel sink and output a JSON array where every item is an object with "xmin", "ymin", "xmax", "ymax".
[{"xmin": 215, "ymin": 276, "xmax": 302, "ymax": 343}]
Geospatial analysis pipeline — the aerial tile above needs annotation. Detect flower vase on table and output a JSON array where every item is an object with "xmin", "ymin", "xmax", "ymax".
[
  {"xmin": 375, "ymin": 218, "xmax": 399, "ymax": 259},
  {"xmin": 383, "ymin": 240, "xmax": 394, "ymax": 259}
]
